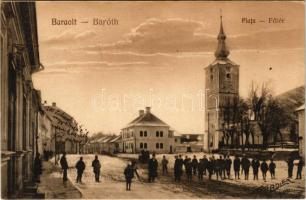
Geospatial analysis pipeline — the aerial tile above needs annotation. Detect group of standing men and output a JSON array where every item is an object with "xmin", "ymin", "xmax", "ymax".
[
  {"xmin": 170, "ymin": 154, "xmax": 305, "ymax": 183},
  {"xmin": 59, "ymin": 153, "xmax": 102, "ymax": 183}
]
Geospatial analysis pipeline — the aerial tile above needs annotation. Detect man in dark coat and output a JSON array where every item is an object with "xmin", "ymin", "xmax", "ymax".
[
  {"xmin": 241, "ymin": 156, "xmax": 250, "ymax": 180},
  {"xmin": 92, "ymin": 155, "xmax": 101, "ymax": 182},
  {"xmin": 233, "ymin": 156, "xmax": 241, "ymax": 179},
  {"xmin": 296, "ymin": 157, "xmax": 304, "ymax": 179},
  {"xmin": 207, "ymin": 157, "xmax": 214, "ymax": 180},
  {"xmin": 225, "ymin": 155, "xmax": 232, "ymax": 179},
  {"xmin": 124, "ymin": 163, "xmax": 134, "ymax": 191},
  {"xmin": 183, "ymin": 156, "xmax": 189, "ymax": 174},
  {"xmin": 33, "ymin": 153, "xmax": 43, "ymax": 183},
  {"xmin": 211, "ymin": 156, "xmax": 216, "ymax": 175},
  {"xmin": 178, "ymin": 155, "xmax": 184, "ymax": 180},
  {"xmin": 260, "ymin": 159, "xmax": 268, "ymax": 181},
  {"xmin": 75, "ymin": 157, "xmax": 86, "ymax": 183},
  {"xmin": 174, "ymin": 156, "xmax": 180, "ymax": 182},
  {"xmin": 60, "ymin": 152, "xmax": 69, "ymax": 182},
  {"xmin": 198, "ymin": 157, "xmax": 204, "ymax": 181},
  {"xmin": 220, "ymin": 155, "xmax": 226, "ymax": 179},
  {"xmin": 202, "ymin": 155, "xmax": 209, "ymax": 176},
  {"xmin": 251, "ymin": 158, "xmax": 260, "ymax": 180},
  {"xmin": 215, "ymin": 156, "xmax": 223, "ymax": 180},
  {"xmin": 269, "ymin": 159, "xmax": 276, "ymax": 180},
  {"xmin": 192, "ymin": 155, "xmax": 198, "ymax": 175},
  {"xmin": 148, "ymin": 154, "xmax": 158, "ymax": 182},
  {"xmin": 185, "ymin": 158, "xmax": 193, "ymax": 183},
  {"xmin": 287, "ymin": 156, "xmax": 294, "ymax": 178}
]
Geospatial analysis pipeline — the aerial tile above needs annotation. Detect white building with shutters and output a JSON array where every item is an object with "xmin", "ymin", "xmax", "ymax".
[{"xmin": 121, "ymin": 107, "xmax": 176, "ymax": 154}]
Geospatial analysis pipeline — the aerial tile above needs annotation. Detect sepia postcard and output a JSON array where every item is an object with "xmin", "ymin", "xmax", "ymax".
[{"xmin": 0, "ymin": 1, "xmax": 305, "ymax": 199}]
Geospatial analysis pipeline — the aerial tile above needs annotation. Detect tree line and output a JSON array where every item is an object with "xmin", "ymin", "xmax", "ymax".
[{"xmin": 220, "ymin": 82, "xmax": 297, "ymax": 149}]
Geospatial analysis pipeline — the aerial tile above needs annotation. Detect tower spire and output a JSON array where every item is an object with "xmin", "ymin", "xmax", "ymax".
[{"xmin": 214, "ymin": 10, "xmax": 230, "ymax": 60}]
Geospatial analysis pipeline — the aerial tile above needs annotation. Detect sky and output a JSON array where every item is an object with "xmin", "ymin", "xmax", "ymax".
[{"xmin": 32, "ymin": 1, "xmax": 305, "ymax": 135}]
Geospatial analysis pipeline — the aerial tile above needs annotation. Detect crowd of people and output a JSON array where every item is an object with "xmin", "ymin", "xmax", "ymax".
[
  {"xmin": 56, "ymin": 152, "xmax": 304, "ymax": 192},
  {"xmin": 142, "ymin": 153, "xmax": 304, "ymax": 185},
  {"xmin": 170, "ymin": 154, "xmax": 281, "ymax": 182}
]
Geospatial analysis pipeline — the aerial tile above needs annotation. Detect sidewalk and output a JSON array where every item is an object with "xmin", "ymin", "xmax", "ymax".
[{"xmin": 37, "ymin": 161, "xmax": 82, "ymax": 199}]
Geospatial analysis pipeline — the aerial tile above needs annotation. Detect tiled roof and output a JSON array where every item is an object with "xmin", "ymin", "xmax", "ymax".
[
  {"xmin": 123, "ymin": 111, "xmax": 169, "ymax": 129},
  {"xmin": 109, "ymin": 135, "xmax": 121, "ymax": 143},
  {"xmin": 296, "ymin": 104, "xmax": 305, "ymax": 111}
]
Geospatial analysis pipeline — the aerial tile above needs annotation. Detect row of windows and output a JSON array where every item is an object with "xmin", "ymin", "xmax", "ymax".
[
  {"xmin": 139, "ymin": 143, "xmax": 164, "ymax": 149},
  {"xmin": 156, "ymin": 131, "xmax": 163, "ymax": 137},
  {"xmin": 139, "ymin": 131, "xmax": 147, "ymax": 137},
  {"xmin": 139, "ymin": 131, "xmax": 164, "ymax": 137},
  {"xmin": 156, "ymin": 143, "xmax": 164, "ymax": 149},
  {"xmin": 140, "ymin": 143, "xmax": 147, "ymax": 149}
]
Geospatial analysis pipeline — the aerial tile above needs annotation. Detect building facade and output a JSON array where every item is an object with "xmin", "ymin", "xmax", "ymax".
[
  {"xmin": 44, "ymin": 103, "xmax": 87, "ymax": 155},
  {"xmin": 204, "ymin": 15, "xmax": 239, "ymax": 151},
  {"xmin": 1, "ymin": 2, "xmax": 43, "ymax": 198},
  {"xmin": 37, "ymin": 96, "xmax": 54, "ymax": 155},
  {"xmin": 121, "ymin": 107, "xmax": 175, "ymax": 154},
  {"xmin": 85, "ymin": 135, "xmax": 122, "ymax": 154}
]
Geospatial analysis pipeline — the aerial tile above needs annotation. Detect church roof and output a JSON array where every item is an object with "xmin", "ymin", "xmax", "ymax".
[
  {"xmin": 123, "ymin": 107, "xmax": 170, "ymax": 129},
  {"xmin": 214, "ymin": 14, "xmax": 230, "ymax": 60}
]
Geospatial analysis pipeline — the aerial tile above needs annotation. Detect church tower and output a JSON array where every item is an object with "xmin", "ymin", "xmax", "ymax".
[{"xmin": 204, "ymin": 14, "xmax": 239, "ymax": 151}]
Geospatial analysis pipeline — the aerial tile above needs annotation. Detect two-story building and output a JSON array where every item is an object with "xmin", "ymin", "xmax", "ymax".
[{"xmin": 121, "ymin": 107, "xmax": 175, "ymax": 154}]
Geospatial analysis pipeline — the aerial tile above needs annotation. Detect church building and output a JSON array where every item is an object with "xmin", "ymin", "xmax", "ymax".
[{"xmin": 204, "ymin": 15, "xmax": 240, "ymax": 151}]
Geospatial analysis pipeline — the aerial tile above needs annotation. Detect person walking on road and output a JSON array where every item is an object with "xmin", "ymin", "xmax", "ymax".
[
  {"xmin": 60, "ymin": 152, "xmax": 69, "ymax": 182},
  {"xmin": 124, "ymin": 163, "xmax": 134, "ymax": 191},
  {"xmin": 261, "ymin": 159, "xmax": 268, "ymax": 182},
  {"xmin": 162, "ymin": 155, "xmax": 169, "ymax": 175},
  {"xmin": 92, "ymin": 155, "xmax": 101, "ymax": 182},
  {"xmin": 251, "ymin": 158, "xmax": 260, "ymax": 180},
  {"xmin": 148, "ymin": 154, "xmax": 158, "ymax": 182},
  {"xmin": 234, "ymin": 156, "xmax": 241, "ymax": 180},
  {"xmin": 296, "ymin": 157, "xmax": 304, "ymax": 179},
  {"xmin": 75, "ymin": 157, "xmax": 86, "ymax": 183},
  {"xmin": 269, "ymin": 159, "xmax": 276, "ymax": 180}
]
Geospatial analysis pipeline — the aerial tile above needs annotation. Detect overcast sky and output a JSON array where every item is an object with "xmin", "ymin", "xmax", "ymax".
[{"xmin": 33, "ymin": 1, "xmax": 304, "ymax": 135}]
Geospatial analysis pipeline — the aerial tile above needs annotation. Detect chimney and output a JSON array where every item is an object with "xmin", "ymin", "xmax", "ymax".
[
  {"xmin": 139, "ymin": 110, "xmax": 144, "ymax": 116},
  {"xmin": 52, "ymin": 102, "xmax": 56, "ymax": 107},
  {"xmin": 145, "ymin": 107, "xmax": 151, "ymax": 113}
]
